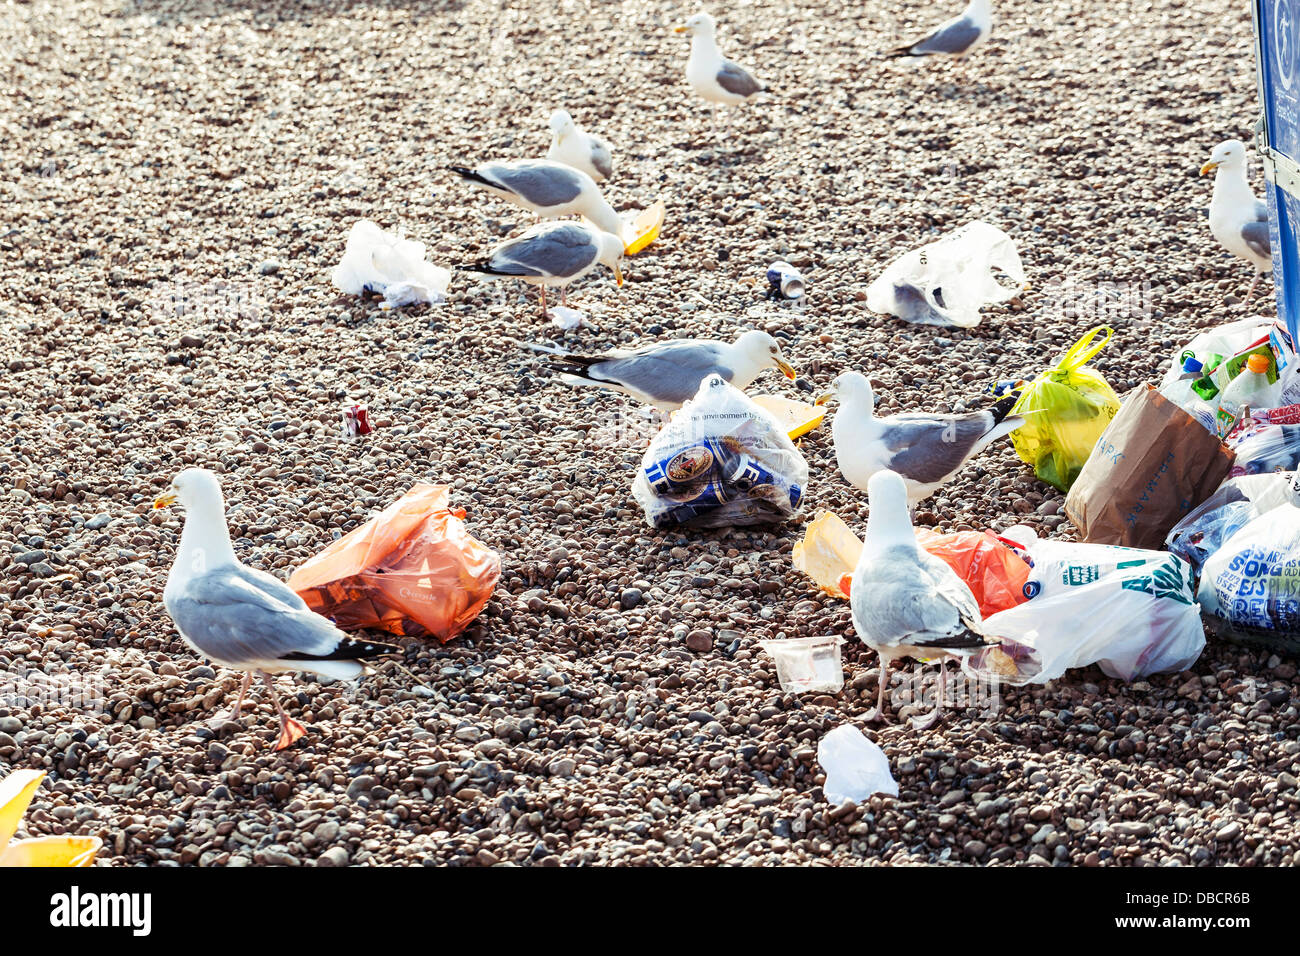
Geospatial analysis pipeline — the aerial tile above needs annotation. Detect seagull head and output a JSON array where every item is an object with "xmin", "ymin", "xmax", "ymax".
[
  {"xmin": 1201, "ymin": 139, "xmax": 1247, "ymax": 176},
  {"xmin": 674, "ymin": 12, "xmax": 716, "ymax": 36},
  {"xmin": 736, "ymin": 329, "xmax": 797, "ymax": 379},
  {"xmin": 815, "ymin": 370, "xmax": 875, "ymax": 412},
  {"xmin": 596, "ymin": 230, "xmax": 626, "ymax": 286},
  {"xmin": 549, "ymin": 109, "xmax": 576, "ymax": 139},
  {"xmin": 153, "ymin": 467, "xmax": 222, "ymax": 512}
]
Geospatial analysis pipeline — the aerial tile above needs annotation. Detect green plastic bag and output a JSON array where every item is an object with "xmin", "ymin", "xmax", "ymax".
[{"xmin": 1010, "ymin": 326, "xmax": 1121, "ymax": 492}]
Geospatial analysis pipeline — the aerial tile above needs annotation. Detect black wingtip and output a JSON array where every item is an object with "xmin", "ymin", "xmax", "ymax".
[
  {"xmin": 282, "ymin": 636, "xmax": 397, "ymax": 663},
  {"xmin": 987, "ymin": 393, "xmax": 1019, "ymax": 423}
]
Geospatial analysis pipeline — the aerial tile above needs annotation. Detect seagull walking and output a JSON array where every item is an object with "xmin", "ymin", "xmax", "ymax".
[
  {"xmin": 448, "ymin": 159, "xmax": 626, "ymax": 241},
  {"xmin": 464, "ymin": 220, "xmax": 624, "ymax": 317},
  {"xmin": 885, "ymin": 0, "xmax": 992, "ymax": 61},
  {"xmin": 531, "ymin": 329, "xmax": 797, "ymax": 411},
  {"xmin": 849, "ymin": 470, "xmax": 991, "ymax": 728},
  {"xmin": 818, "ymin": 371, "xmax": 1021, "ymax": 504},
  {"xmin": 674, "ymin": 12, "xmax": 764, "ymax": 136},
  {"xmin": 1201, "ymin": 139, "xmax": 1273, "ymax": 306},
  {"xmin": 547, "ymin": 110, "xmax": 614, "ymax": 183},
  {"xmin": 155, "ymin": 469, "xmax": 395, "ymax": 750}
]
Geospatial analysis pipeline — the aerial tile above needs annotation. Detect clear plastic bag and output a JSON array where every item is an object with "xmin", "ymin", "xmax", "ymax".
[
  {"xmin": 982, "ymin": 534, "xmax": 1204, "ymax": 682},
  {"xmin": 1166, "ymin": 472, "xmax": 1297, "ymax": 573},
  {"xmin": 865, "ymin": 221, "xmax": 1026, "ymax": 329},
  {"xmin": 632, "ymin": 374, "xmax": 809, "ymax": 529},
  {"xmin": 1227, "ymin": 421, "xmax": 1300, "ymax": 476},
  {"xmin": 332, "ymin": 220, "xmax": 450, "ymax": 307},
  {"xmin": 818, "ymin": 725, "xmax": 898, "ymax": 803},
  {"xmin": 1010, "ymin": 326, "xmax": 1121, "ymax": 492},
  {"xmin": 1198, "ymin": 501, "xmax": 1300, "ymax": 632}
]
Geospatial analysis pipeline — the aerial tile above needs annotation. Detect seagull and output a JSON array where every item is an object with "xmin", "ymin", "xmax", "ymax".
[
  {"xmin": 817, "ymin": 371, "xmax": 1022, "ymax": 504},
  {"xmin": 154, "ymin": 468, "xmax": 396, "ymax": 750},
  {"xmin": 674, "ymin": 12, "xmax": 763, "ymax": 134},
  {"xmin": 1201, "ymin": 139, "xmax": 1273, "ymax": 306},
  {"xmin": 530, "ymin": 329, "xmax": 797, "ymax": 411},
  {"xmin": 547, "ymin": 110, "xmax": 614, "ymax": 183},
  {"xmin": 463, "ymin": 220, "xmax": 624, "ymax": 317},
  {"xmin": 849, "ymin": 469, "xmax": 993, "ymax": 728},
  {"xmin": 885, "ymin": 0, "xmax": 992, "ymax": 60},
  {"xmin": 448, "ymin": 159, "xmax": 625, "ymax": 242}
]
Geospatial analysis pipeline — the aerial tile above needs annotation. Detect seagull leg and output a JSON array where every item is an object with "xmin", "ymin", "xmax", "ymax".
[
  {"xmin": 1244, "ymin": 271, "xmax": 1262, "ymax": 307},
  {"xmin": 206, "ymin": 671, "xmax": 252, "ymax": 728},
  {"xmin": 866, "ymin": 659, "xmax": 890, "ymax": 722},
  {"xmin": 911, "ymin": 662, "xmax": 946, "ymax": 731},
  {"xmin": 260, "ymin": 671, "xmax": 306, "ymax": 751},
  {"xmin": 539, "ymin": 284, "xmax": 548, "ymax": 318}
]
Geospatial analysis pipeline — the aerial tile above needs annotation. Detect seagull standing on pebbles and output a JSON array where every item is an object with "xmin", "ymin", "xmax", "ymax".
[
  {"xmin": 674, "ymin": 13, "xmax": 764, "ymax": 134},
  {"xmin": 547, "ymin": 110, "xmax": 614, "ymax": 183},
  {"xmin": 818, "ymin": 371, "xmax": 1022, "ymax": 504},
  {"xmin": 849, "ymin": 470, "xmax": 993, "ymax": 728},
  {"xmin": 464, "ymin": 220, "xmax": 624, "ymax": 317},
  {"xmin": 448, "ymin": 159, "xmax": 626, "ymax": 241},
  {"xmin": 155, "ymin": 468, "xmax": 395, "ymax": 750},
  {"xmin": 885, "ymin": 0, "xmax": 992, "ymax": 60},
  {"xmin": 531, "ymin": 329, "xmax": 797, "ymax": 411},
  {"xmin": 1201, "ymin": 139, "xmax": 1273, "ymax": 306}
]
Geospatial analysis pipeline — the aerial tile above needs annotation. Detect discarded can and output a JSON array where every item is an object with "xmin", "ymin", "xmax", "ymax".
[
  {"xmin": 766, "ymin": 261, "xmax": 806, "ymax": 300},
  {"xmin": 644, "ymin": 438, "xmax": 732, "ymax": 493},
  {"xmin": 987, "ymin": 379, "xmax": 1025, "ymax": 399},
  {"xmin": 341, "ymin": 403, "xmax": 372, "ymax": 438},
  {"xmin": 662, "ymin": 478, "xmax": 732, "ymax": 508}
]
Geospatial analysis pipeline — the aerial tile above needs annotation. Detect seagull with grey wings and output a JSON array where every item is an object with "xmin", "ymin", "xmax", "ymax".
[
  {"xmin": 675, "ymin": 12, "xmax": 765, "ymax": 137},
  {"xmin": 1201, "ymin": 139, "xmax": 1274, "ymax": 306},
  {"xmin": 886, "ymin": 0, "xmax": 993, "ymax": 61}
]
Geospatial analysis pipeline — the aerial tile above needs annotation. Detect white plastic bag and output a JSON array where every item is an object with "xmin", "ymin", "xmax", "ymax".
[
  {"xmin": 332, "ymin": 220, "xmax": 450, "ymax": 307},
  {"xmin": 1166, "ymin": 473, "xmax": 1297, "ymax": 574},
  {"xmin": 982, "ymin": 534, "xmax": 1204, "ymax": 682},
  {"xmin": 865, "ymin": 221, "xmax": 1026, "ymax": 329},
  {"xmin": 1199, "ymin": 500, "xmax": 1300, "ymax": 631},
  {"xmin": 818, "ymin": 725, "xmax": 898, "ymax": 804},
  {"xmin": 632, "ymin": 374, "xmax": 809, "ymax": 529}
]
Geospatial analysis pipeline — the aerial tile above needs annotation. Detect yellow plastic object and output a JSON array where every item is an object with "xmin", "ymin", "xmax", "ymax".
[
  {"xmin": 623, "ymin": 200, "xmax": 666, "ymax": 255},
  {"xmin": 0, "ymin": 769, "xmax": 102, "ymax": 868},
  {"xmin": 752, "ymin": 395, "xmax": 826, "ymax": 440},
  {"xmin": 792, "ymin": 511, "xmax": 863, "ymax": 599}
]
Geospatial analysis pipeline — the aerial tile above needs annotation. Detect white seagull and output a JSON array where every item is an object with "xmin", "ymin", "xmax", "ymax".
[
  {"xmin": 448, "ymin": 159, "xmax": 625, "ymax": 240},
  {"xmin": 886, "ymin": 0, "xmax": 993, "ymax": 60},
  {"xmin": 155, "ymin": 469, "xmax": 395, "ymax": 750},
  {"xmin": 849, "ymin": 470, "xmax": 993, "ymax": 728},
  {"xmin": 818, "ymin": 371, "xmax": 1022, "ymax": 504},
  {"xmin": 1201, "ymin": 139, "xmax": 1273, "ymax": 306},
  {"xmin": 674, "ymin": 12, "xmax": 764, "ymax": 132},
  {"xmin": 465, "ymin": 220, "xmax": 624, "ymax": 317},
  {"xmin": 531, "ymin": 329, "xmax": 797, "ymax": 411},
  {"xmin": 547, "ymin": 110, "xmax": 614, "ymax": 183}
]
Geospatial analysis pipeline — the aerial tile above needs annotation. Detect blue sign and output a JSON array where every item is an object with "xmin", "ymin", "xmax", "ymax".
[{"xmin": 1256, "ymin": 0, "xmax": 1300, "ymax": 342}]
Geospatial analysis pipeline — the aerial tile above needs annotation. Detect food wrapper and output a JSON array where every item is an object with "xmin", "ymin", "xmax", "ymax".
[
  {"xmin": 750, "ymin": 395, "xmax": 826, "ymax": 440},
  {"xmin": 289, "ymin": 484, "xmax": 501, "ymax": 642}
]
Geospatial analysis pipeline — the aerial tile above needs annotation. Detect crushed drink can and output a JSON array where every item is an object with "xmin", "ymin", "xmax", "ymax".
[
  {"xmin": 644, "ymin": 438, "xmax": 733, "ymax": 494},
  {"xmin": 341, "ymin": 403, "xmax": 372, "ymax": 438},
  {"xmin": 766, "ymin": 261, "xmax": 805, "ymax": 300}
]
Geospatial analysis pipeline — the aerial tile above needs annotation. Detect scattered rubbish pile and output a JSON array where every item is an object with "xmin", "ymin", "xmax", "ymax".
[
  {"xmin": 632, "ymin": 374, "xmax": 808, "ymax": 528},
  {"xmin": 289, "ymin": 484, "xmax": 501, "ymax": 642},
  {"xmin": 865, "ymin": 221, "xmax": 1027, "ymax": 328}
]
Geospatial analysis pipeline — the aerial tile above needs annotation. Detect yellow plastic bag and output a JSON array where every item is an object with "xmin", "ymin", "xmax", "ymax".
[{"xmin": 1010, "ymin": 326, "xmax": 1121, "ymax": 492}]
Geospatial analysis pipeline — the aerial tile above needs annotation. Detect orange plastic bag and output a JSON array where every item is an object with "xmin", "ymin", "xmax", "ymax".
[
  {"xmin": 914, "ymin": 528, "xmax": 1031, "ymax": 618},
  {"xmin": 289, "ymin": 484, "xmax": 501, "ymax": 642}
]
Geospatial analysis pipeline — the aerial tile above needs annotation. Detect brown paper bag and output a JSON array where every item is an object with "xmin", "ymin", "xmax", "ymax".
[{"xmin": 1065, "ymin": 385, "xmax": 1235, "ymax": 550}]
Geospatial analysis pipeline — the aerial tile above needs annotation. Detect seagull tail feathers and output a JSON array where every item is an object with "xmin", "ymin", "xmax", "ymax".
[
  {"xmin": 447, "ymin": 165, "xmax": 495, "ymax": 189},
  {"xmin": 281, "ymin": 635, "xmax": 397, "ymax": 664}
]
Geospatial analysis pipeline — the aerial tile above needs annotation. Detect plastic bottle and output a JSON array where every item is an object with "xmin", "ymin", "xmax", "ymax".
[
  {"xmin": 1160, "ymin": 357, "xmax": 1218, "ymax": 433},
  {"xmin": 1216, "ymin": 353, "xmax": 1276, "ymax": 438}
]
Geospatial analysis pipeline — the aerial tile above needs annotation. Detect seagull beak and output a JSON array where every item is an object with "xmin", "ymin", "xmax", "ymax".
[
  {"xmin": 776, "ymin": 357, "xmax": 797, "ymax": 380},
  {"xmin": 814, "ymin": 392, "xmax": 833, "ymax": 407},
  {"xmin": 614, "ymin": 264, "xmax": 624, "ymax": 287},
  {"xmin": 1200, "ymin": 161, "xmax": 1219, "ymax": 176},
  {"xmin": 673, "ymin": 24, "xmax": 689, "ymax": 33},
  {"xmin": 153, "ymin": 491, "xmax": 178, "ymax": 510}
]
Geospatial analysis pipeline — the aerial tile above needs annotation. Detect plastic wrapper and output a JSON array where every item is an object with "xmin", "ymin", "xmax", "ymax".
[
  {"xmin": 332, "ymin": 220, "xmax": 450, "ymax": 307},
  {"xmin": 1199, "ymin": 499, "xmax": 1300, "ymax": 632},
  {"xmin": 1166, "ymin": 472, "xmax": 1298, "ymax": 573},
  {"xmin": 865, "ymin": 221, "xmax": 1026, "ymax": 329},
  {"xmin": 1010, "ymin": 325, "xmax": 1121, "ymax": 492},
  {"xmin": 791, "ymin": 511, "xmax": 1030, "ymax": 616},
  {"xmin": 758, "ymin": 636, "xmax": 845, "ymax": 693},
  {"xmin": 289, "ymin": 484, "xmax": 501, "ymax": 642},
  {"xmin": 982, "ymin": 531, "xmax": 1205, "ymax": 682},
  {"xmin": 632, "ymin": 374, "xmax": 808, "ymax": 529},
  {"xmin": 818, "ymin": 725, "xmax": 898, "ymax": 803},
  {"xmin": 1226, "ymin": 416, "xmax": 1300, "ymax": 476}
]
